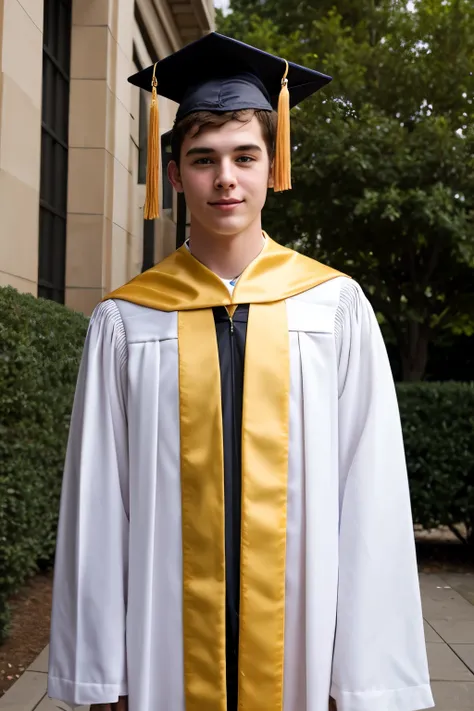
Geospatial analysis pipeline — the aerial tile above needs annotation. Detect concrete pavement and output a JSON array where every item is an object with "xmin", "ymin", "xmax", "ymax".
[
  {"xmin": 420, "ymin": 572, "xmax": 474, "ymax": 710},
  {"xmin": 1, "ymin": 572, "xmax": 474, "ymax": 710}
]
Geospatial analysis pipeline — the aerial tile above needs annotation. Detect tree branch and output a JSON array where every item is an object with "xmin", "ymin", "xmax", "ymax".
[{"xmin": 448, "ymin": 523, "xmax": 468, "ymax": 545}]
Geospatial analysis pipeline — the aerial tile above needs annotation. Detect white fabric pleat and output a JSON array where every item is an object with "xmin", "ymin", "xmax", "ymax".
[
  {"xmin": 126, "ymin": 337, "xmax": 185, "ymax": 710},
  {"xmin": 298, "ymin": 325, "xmax": 340, "ymax": 711},
  {"xmin": 48, "ymin": 301, "xmax": 129, "ymax": 706},
  {"xmin": 329, "ymin": 282, "xmax": 433, "ymax": 711},
  {"xmin": 283, "ymin": 330, "xmax": 307, "ymax": 711}
]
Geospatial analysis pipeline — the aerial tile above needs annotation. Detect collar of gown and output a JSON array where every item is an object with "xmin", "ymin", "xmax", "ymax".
[
  {"xmin": 105, "ymin": 232, "xmax": 345, "ymax": 311},
  {"xmin": 184, "ymin": 234, "xmax": 267, "ymax": 294}
]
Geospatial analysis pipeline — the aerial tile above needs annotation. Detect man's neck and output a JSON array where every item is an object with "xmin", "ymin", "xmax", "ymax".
[{"xmin": 187, "ymin": 219, "xmax": 265, "ymax": 280}]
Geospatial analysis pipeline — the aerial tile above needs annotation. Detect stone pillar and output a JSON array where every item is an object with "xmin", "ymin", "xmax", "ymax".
[
  {"xmin": 131, "ymin": 0, "xmax": 182, "ymax": 267},
  {"xmin": 66, "ymin": 0, "xmax": 135, "ymax": 314},
  {"xmin": 0, "ymin": 0, "xmax": 44, "ymax": 295}
]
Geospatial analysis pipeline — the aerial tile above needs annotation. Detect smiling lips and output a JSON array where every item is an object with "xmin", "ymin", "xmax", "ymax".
[{"xmin": 208, "ymin": 199, "xmax": 244, "ymax": 211}]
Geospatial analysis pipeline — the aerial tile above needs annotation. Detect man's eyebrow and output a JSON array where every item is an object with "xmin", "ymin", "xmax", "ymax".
[
  {"xmin": 185, "ymin": 144, "xmax": 263, "ymax": 157},
  {"xmin": 234, "ymin": 144, "xmax": 263, "ymax": 152},
  {"xmin": 185, "ymin": 147, "xmax": 215, "ymax": 156}
]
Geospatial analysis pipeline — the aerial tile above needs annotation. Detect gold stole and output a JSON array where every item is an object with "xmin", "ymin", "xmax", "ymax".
[{"xmin": 107, "ymin": 235, "xmax": 344, "ymax": 711}]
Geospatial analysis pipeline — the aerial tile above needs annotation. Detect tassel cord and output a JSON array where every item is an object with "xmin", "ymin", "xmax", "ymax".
[
  {"xmin": 274, "ymin": 60, "xmax": 291, "ymax": 193},
  {"xmin": 144, "ymin": 64, "xmax": 160, "ymax": 219}
]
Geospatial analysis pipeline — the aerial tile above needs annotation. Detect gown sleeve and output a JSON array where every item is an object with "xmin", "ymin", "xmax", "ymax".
[
  {"xmin": 330, "ymin": 280, "xmax": 434, "ymax": 711},
  {"xmin": 48, "ymin": 300, "xmax": 129, "ymax": 707}
]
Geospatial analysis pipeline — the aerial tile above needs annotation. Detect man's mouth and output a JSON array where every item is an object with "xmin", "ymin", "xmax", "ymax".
[
  {"xmin": 209, "ymin": 199, "xmax": 243, "ymax": 205},
  {"xmin": 208, "ymin": 199, "xmax": 244, "ymax": 211}
]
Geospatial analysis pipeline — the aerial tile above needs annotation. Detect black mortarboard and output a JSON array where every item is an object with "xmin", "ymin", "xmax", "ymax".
[{"xmin": 129, "ymin": 32, "xmax": 332, "ymax": 218}]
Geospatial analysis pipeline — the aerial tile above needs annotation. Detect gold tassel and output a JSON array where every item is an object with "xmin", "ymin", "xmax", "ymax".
[
  {"xmin": 144, "ymin": 62, "xmax": 160, "ymax": 219},
  {"xmin": 273, "ymin": 59, "xmax": 292, "ymax": 192}
]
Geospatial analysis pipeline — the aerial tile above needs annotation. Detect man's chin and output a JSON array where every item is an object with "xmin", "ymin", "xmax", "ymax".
[{"xmin": 200, "ymin": 215, "xmax": 253, "ymax": 236}]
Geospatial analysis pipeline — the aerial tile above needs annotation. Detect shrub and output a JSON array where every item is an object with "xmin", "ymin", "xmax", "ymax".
[
  {"xmin": 0, "ymin": 287, "xmax": 88, "ymax": 642},
  {"xmin": 397, "ymin": 382, "xmax": 474, "ymax": 545}
]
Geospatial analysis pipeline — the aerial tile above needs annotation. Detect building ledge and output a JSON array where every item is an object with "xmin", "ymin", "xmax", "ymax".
[{"xmin": 168, "ymin": 0, "xmax": 215, "ymax": 43}]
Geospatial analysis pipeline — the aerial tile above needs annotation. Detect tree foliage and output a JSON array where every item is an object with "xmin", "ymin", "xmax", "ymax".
[{"xmin": 218, "ymin": 0, "xmax": 474, "ymax": 380}]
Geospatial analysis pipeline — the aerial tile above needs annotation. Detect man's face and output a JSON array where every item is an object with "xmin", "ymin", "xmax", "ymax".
[{"xmin": 168, "ymin": 115, "xmax": 273, "ymax": 237}]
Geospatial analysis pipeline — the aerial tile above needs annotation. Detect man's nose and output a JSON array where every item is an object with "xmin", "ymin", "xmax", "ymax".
[{"xmin": 214, "ymin": 159, "xmax": 237, "ymax": 190}]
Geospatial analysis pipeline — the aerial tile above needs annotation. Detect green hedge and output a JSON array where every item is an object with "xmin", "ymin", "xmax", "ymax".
[
  {"xmin": 397, "ymin": 381, "xmax": 474, "ymax": 545},
  {"xmin": 0, "ymin": 287, "xmax": 88, "ymax": 642},
  {"xmin": 0, "ymin": 285, "xmax": 473, "ymax": 643}
]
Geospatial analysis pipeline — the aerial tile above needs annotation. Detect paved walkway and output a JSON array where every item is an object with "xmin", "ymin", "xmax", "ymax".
[{"xmin": 1, "ymin": 572, "xmax": 473, "ymax": 710}]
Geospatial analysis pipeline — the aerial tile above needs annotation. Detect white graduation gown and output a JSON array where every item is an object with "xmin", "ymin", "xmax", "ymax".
[{"xmin": 48, "ymin": 276, "xmax": 434, "ymax": 711}]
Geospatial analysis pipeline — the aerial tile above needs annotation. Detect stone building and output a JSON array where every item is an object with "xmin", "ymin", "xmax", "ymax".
[{"xmin": 0, "ymin": 0, "xmax": 214, "ymax": 314}]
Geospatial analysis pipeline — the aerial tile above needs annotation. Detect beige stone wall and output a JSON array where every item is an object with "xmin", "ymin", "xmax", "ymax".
[
  {"xmin": 0, "ymin": 0, "xmax": 44, "ymax": 295},
  {"xmin": 66, "ymin": 0, "xmax": 184, "ymax": 315},
  {"xmin": 132, "ymin": 0, "xmax": 181, "ymax": 268},
  {"xmin": 0, "ymin": 0, "xmax": 214, "ymax": 313},
  {"xmin": 66, "ymin": 0, "xmax": 134, "ymax": 314}
]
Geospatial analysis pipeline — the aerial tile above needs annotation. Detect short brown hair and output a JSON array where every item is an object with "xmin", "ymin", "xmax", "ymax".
[{"xmin": 171, "ymin": 109, "xmax": 278, "ymax": 165}]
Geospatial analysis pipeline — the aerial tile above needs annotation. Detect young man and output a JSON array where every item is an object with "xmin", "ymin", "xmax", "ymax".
[{"xmin": 48, "ymin": 33, "xmax": 434, "ymax": 711}]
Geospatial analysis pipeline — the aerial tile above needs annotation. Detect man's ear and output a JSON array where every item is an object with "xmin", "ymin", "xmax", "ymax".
[
  {"xmin": 168, "ymin": 160, "xmax": 184, "ymax": 193},
  {"xmin": 267, "ymin": 160, "xmax": 274, "ymax": 189}
]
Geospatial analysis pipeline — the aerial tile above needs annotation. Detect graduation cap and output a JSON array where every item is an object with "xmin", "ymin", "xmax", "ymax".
[{"xmin": 128, "ymin": 32, "xmax": 332, "ymax": 219}]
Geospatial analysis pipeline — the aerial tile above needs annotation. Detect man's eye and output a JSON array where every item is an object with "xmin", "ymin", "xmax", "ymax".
[
  {"xmin": 236, "ymin": 156, "xmax": 255, "ymax": 163},
  {"xmin": 194, "ymin": 158, "xmax": 213, "ymax": 165}
]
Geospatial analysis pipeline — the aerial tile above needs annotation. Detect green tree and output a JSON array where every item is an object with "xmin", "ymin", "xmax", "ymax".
[{"xmin": 218, "ymin": 0, "xmax": 474, "ymax": 380}]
